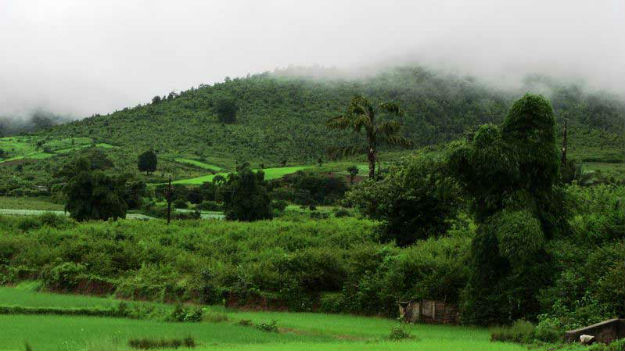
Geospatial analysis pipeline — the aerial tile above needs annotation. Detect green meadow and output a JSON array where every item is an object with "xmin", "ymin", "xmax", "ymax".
[{"xmin": 0, "ymin": 286, "xmax": 529, "ymax": 351}]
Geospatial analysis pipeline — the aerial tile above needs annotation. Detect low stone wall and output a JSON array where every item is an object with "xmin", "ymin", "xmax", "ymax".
[{"xmin": 565, "ymin": 319, "xmax": 625, "ymax": 344}]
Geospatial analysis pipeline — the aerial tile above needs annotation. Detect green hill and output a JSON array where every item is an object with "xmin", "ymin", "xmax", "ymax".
[{"xmin": 1, "ymin": 66, "xmax": 623, "ymax": 193}]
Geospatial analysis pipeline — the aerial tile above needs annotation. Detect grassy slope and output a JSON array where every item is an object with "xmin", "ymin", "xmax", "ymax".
[
  {"xmin": 173, "ymin": 166, "xmax": 310, "ymax": 184},
  {"xmin": 38, "ymin": 67, "xmax": 625, "ymax": 172},
  {"xmin": 1, "ymin": 67, "xmax": 623, "ymax": 191},
  {"xmin": 0, "ymin": 136, "xmax": 114, "ymax": 163},
  {"xmin": 174, "ymin": 158, "xmax": 223, "ymax": 171},
  {"xmin": 0, "ymin": 286, "xmax": 528, "ymax": 351}
]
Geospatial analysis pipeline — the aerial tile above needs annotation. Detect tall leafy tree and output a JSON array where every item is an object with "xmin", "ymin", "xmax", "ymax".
[
  {"xmin": 62, "ymin": 158, "xmax": 128, "ymax": 221},
  {"xmin": 327, "ymin": 95, "xmax": 411, "ymax": 179},
  {"xmin": 222, "ymin": 164, "xmax": 272, "ymax": 221},
  {"xmin": 137, "ymin": 150, "xmax": 157, "ymax": 175},
  {"xmin": 214, "ymin": 97, "xmax": 238, "ymax": 124},
  {"xmin": 449, "ymin": 94, "xmax": 564, "ymax": 324},
  {"xmin": 346, "ymin": 155, "xmax": 459, "ymax": 246}
]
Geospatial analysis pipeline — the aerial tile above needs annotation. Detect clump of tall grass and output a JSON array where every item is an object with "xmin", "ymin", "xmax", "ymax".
[
  {"xmin": 128, "ymin": 336, "xmax": 195, "ymax": 349},
  {"xmin": 388, "ymin": 325, "xmax": 413, "ymax": 341},
  {"xmin": 255, "ymin": 320, "xmax": 279, "ymax": 332}
]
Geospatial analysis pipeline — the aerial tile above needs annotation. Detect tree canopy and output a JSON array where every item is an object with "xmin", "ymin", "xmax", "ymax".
[
  {"xmin": 449, "ymin": 93, "xmax": 565, "ymax": 324},
  {"xmin": 222, "ymin": 164, "xmax": 272, "ymax": 221},
  {"xmin": 327, "ymin": 95, "xmax": 411, "ymax": 179},
  {"xmin": 137, "ymin": 150, "xmax": 157, "ymax": 175}
]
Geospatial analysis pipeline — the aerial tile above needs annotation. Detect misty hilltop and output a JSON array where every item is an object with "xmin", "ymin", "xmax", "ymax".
[{"xmin": 34, "ymin": 66, "xmax": 622, "ymax": 165}]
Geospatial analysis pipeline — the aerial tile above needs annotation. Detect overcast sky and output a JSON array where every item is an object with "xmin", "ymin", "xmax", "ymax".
[{"xmin": 1, "ymin": 0, "xmax": 624, "ymax": 118}]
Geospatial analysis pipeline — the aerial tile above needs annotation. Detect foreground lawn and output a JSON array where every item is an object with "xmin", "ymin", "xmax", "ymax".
[{"xmin": 0, "ymin": 286, "xmax": 531, "ymax": 351}]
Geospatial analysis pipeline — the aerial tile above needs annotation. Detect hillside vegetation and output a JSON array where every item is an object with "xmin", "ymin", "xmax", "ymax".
[
  {"xmin": 42, "ymin": 66, "xmax": 625, "ymax": 166},
  {"xmin": 1, "ymin": 66, "xmax": 623, "ymax": 195}
]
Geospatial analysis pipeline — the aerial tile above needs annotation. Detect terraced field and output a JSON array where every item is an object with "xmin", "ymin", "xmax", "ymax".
[{"xmin": 0, "ymin": 136, "xmax": 115, "ymax": 163}]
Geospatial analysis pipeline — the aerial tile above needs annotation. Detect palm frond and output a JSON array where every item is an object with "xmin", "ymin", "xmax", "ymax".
[
  {"xmin": 348, "ymin": 95, "xmax": 374, "ymax": 117},
  {"xmin": 377, "ymin": 120, "xmax": 401, "ymax": 136},
  {"xmin": 380, "ymin": 135, "xmax": 413, "ymax": 147},
  {"xmin": 352, "ymin": 114, "xmax": 372, "ymax": 132},
  {"xmin": 378, "ymin": 102, "xmax": 403, "ymax": 116},
  {"xmin": 326, "ymin": 115, "xmax": 351, "ymax": 130},
  {"xmin": 326, "ymin": 145, "xmax": 367, "ymax": 159}
]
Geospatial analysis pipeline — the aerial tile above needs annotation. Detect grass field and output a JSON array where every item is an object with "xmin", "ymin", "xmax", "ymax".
[
  {"xmin": 0, "ymin": 197, "xmax": 64, "ymax": 211},
  {"xmin": 0, "ymin": 208, "xmax": 154, "ymax": 220},
  {"xmin": 0, "ymin": 136, "xmax": 115, "ymax": 163},
  {"xmin": 173, "ymin": 166, "xmax": 310, "ymax": 184},
  {"xmin": 174, "ymin": 158, "xmax": 224, "ymax": 172},
  {"xmin": 0, "ymin": 285, "xmax": 531, "ymax": 351}
]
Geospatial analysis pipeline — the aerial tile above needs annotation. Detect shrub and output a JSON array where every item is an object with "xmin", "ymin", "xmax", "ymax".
[
  {"xmin": 238, "ymin": 319, "xmax": 253, "ymax": 326},
  {"xmin": 310, "ymin": 211, "xmax": 329, "ymax": 219},
  {"xmin": 17, "ymin": 217, "xmax": 41, "ymax": 232},
  {"xmin": 42, "ymin": 262, "xmax": 86, "ymax": 291},
  {"xmin": 128, "ymin": 336, "xmax": 195, "ymax": 349},
  {"xmin": 333, "ymin": 208, "xmax": 351, "ymax": 218},
  {"xmin": 320, "ymin": 293, "xmax": 343, "ymax": 313},
  {"xmin": 490, "ymin": 320, "xmax": 536, "ymax": 344},
  {"xmin": 388, "ymin": 326, "xmax": 412, "ymax": 341},
  {"xmin": 196, "ymin": 200, "xmax": 222, "ymax": 211},
  {"xmin": 534, "ymin": 317, "xmax": 562, "ymax": 343},
  {"xmin": 271, "ymin": 199, "xmax": 288, "ymax": 212},
  {"xmin": 256, "ymin": 320, "xmax": 278, "ymax": 332},
  {"xmin": 166, "ymin": 304, "xmax": 203, "ymax": 322},
  {"xmin": 173, "ymin": 198, "xmax": 188, "ymax": 209},
  {"xmin": 39, "ymin": 213, "xmax": 73, "ymax": 229}
]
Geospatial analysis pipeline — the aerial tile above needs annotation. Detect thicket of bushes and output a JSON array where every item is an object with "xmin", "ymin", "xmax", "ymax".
[
  {"xmin": 0, "ymin": 182, "xmax": 621, "ymax": 325},
  {"xmin": 0, "ymin": 215, "xmax": 473, "ymax": 316}
]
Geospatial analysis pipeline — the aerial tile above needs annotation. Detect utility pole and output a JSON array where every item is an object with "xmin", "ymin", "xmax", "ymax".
[
  {"xmin": 166, "ymin": 176, "xmax": 172, "ymax": 225},
  {"xmin": 561, "ymin": 119, "xmax": 568, "ymax": 168}
]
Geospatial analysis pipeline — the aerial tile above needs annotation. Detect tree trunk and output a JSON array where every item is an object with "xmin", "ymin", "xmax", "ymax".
[{"xmin": 367, "ymin": 146, "xmax": 375, "ymax": 179}]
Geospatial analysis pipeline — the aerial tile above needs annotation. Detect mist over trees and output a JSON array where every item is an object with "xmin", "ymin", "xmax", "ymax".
[{"xmin": 0, "ymin": 110, "xmax": 70, "ymax": 136}]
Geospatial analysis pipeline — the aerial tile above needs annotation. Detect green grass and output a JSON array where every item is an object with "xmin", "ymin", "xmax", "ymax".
[
  {"xmin": 0, "ymin": 286, "xmax": 529, "ymax": 351},
  {"xmin": 173, "ymin": 166, "xmax": 310, "ymax": 184},
  {"xmin": 0, "ymin": 197, "xmax": 63, "ymax": 211},
  {"xmin": 0, "ymin": 136, "xmax": 114, "ymax": 163},
  {"xmin": 174, "ymin": 158, "xmax": 223, "ymax": 172}
]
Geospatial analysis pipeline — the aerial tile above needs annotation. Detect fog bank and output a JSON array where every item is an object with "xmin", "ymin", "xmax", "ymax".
[{"xmin": 1, "ymin": 0, "xmax": 623, "ymax": 118}]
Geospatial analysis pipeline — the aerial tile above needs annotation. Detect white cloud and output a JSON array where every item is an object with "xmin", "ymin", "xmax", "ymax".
[{"xmin": 0, "ymin": 0, "xmax": 623, "ymax": 117}]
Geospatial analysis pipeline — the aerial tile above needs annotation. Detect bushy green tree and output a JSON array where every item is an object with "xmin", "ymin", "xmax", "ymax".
[
  {"xmin": 63, "ymin": 158, "xmax": 128, "ymax": 221},
  {"xmin": 222, "ymin": 164, "xmax": 272, "ymax": 221},
  {"xmin": 327, "ymin": 96, "xmax": 411, "ymax": 179},
  {"xmin": 450, "ymin": 94, "xmax": 564, "ymax": 324},
  {"xmin": 346, "ymin": 155, "xmax": 459, "ymax": 246},
  {"xmin": 214, "ymin": 97, "xmax": 238, "ymax": 124},
  {"xmin": 137, "ymin": 150, "xmax": 157, "ymax": 175}
]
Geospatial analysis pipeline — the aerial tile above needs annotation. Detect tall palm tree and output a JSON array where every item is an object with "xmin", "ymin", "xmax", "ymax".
[{"xmin": 327, "ymin": 95, "xmax": 412, "ymax": 179}]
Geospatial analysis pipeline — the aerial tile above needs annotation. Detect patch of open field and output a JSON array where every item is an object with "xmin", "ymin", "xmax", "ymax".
[
  {"xmin": 173, "ymin": 166, "xmax": 310, "ymax": 184},
  {"xmin": 174, "ymin": 158, "xmax": 224, "ymax": 172},
  {"xmin": 0, "ymin": 136, "xmax": 115, "ymax": 163},
  {"xmin": 0, "ymin": 196, "xmax": 64, "ymax": 211},
  {"xmin": 0, "ymin": 209, "xmax": 153, "ymax": 220}
]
